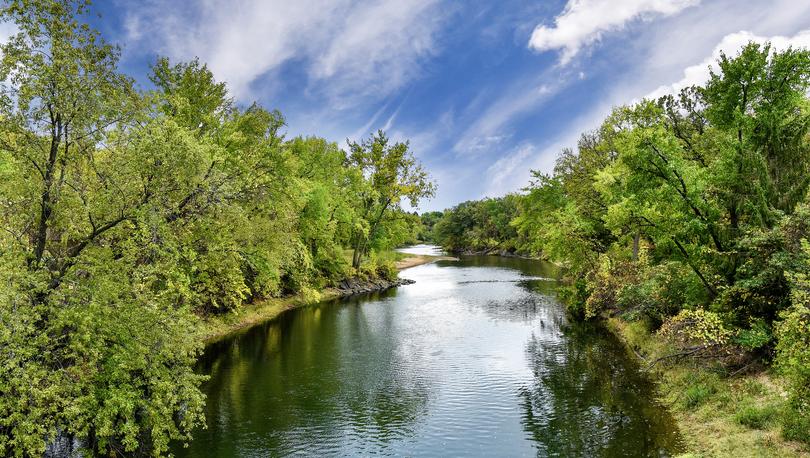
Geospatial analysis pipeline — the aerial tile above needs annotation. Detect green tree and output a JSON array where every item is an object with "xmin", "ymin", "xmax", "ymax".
[
  {"xmin": 0, "ymin": 1, "xmax": 206, "ymax": 455},
  {"xmin": 347, "ymin": 131, "xmax": 435, "ymax": 269}
]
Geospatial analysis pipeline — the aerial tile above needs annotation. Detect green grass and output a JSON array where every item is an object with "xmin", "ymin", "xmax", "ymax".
[{"xmin": 735, "ymin": 403, "xmax": 780, "ymax": 430}]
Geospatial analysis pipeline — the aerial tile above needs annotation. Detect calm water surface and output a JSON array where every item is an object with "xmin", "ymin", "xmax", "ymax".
[{"xmin": 174, "ymin": 250, "xmax": 682, "ymax": 457}]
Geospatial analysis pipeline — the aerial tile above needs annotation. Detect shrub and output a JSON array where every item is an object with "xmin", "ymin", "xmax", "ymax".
[
  {"xmin": 585, "ymin": 255, "xmax": 642, "ymax": 319},
  {"xmin": 376, "ymin": 261, "xmax": 398, "ymax": 281},
  {"xmin": 733, "ymin": 318, "xmax": 773, "ymax": 351},
  {"xmin": 735, "ymin": 403, "xmax": 779, "ymax": 429},
  {"xmin": 781, "ymin": 386, "xmax": 810, "ymax": 444},
  {"xmin": 659, "ymin": 309, "xmax": 732, "ymax": 348},
  {"xmin": 774, "ymin": 241, "xmax": 810, "ymax": 444}
]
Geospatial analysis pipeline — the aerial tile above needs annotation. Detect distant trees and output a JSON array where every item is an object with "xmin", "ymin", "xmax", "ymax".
[
  {"xmin": 416, "ymin": 210, "xmax": 443, "ymax": 241},
  {"xmin": 0, "ymin": 1, "xmax": 433, "ymax": 455},
  {"xmin": 433, "ymin": 195, "xmax": 522, "ymax": 253}
]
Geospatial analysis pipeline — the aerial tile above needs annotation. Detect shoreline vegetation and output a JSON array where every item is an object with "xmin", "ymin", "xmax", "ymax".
[
  {"xmin": 423, "ymin": 40, "xmax": 810, "ymax": 457},
  {"xmin": 606, "ymin": 318, "xmax": 808, "ymax": 457},
  {"xmin": 200, "ymin": 252, "xmax": 455, "ymax": 344}
]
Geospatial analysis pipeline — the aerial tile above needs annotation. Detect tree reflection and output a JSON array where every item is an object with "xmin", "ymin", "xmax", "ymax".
[
  {"xmin": 175, "ymin": 288, "xmax": 431, "ymax": 457},
  {"xmin": 519, "ymin": 321, "xmax": 683, "ymax": 457}
]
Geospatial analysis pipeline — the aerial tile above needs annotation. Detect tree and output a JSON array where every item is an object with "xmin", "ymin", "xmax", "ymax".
[
  {"xmin": 0, "ymin": 1, "xmax": 206, "ymax": 455},
  {"xmin": 347, "ymin": 131, "xmax": 435, "ymax": 269}
]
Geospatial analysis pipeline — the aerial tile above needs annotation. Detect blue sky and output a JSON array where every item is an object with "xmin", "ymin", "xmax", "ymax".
[{"xmin": 59, "ymin": 0, "xmax": 810, "ymax": 210}]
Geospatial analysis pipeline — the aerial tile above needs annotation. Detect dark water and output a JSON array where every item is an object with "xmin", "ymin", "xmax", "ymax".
[{"xmin": 173, "ymin": 253, "xmax": 682, "ymax": 457}]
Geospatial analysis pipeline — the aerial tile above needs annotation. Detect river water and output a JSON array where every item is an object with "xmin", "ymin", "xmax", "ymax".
[{"xmin": 173, "ymin": 247, "xmax": 682, "ymax": 457}]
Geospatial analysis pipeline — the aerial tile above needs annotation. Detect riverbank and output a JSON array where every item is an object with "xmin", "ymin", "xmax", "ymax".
[
  {"xmin": 395, "ymin": 253, "xmax": 456, "ymax": 269},
  {"xmin": 200, "ymin": 254, "xmax": 450, "ymax": 344},
  {"xmin": 606, "ymin": 317, "xmax": 809, "ymax": 458}
]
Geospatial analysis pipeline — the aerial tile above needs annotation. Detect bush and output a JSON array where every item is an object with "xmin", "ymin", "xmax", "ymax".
[
  {"xmin": 659, "ymin": 309, "xmax": 732, "ymax": 348},
  {"xmin": 376, "ymin": 261, "xmax": 398, "ymax": 281},
  {"xmin": 735, "ymin": 404, "xmax": 779, "ymax": 429},
  {"xmin": 774, "ymin": 241, "xmax": 810, "ymax": 444},
  {"xmin": 683, "ymin": 383, "xmax": 717, "ymax": 408},
  {"xmin": 781, "ymin": 386, "xmax": 810, "ymax": 444},
  {"xmin": 734, "ymin": 319, "xmax": 773, "ymax": 351},
  {"xmin": 585, "ymin": 255, "xmax": 642, "ymax": 319}
]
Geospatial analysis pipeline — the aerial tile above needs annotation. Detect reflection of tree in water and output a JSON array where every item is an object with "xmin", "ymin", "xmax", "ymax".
[
  {"xmin": 176, "ymin": 289, "xmax": 431, "ymax": 457},
  {"xmin": 519, "ymin": 322, "xmax": 683, "ymax": 457}
]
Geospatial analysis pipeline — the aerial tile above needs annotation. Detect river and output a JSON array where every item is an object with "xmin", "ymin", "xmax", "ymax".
[{"xmin": 172, "ymin": 246, "xmax": 682, "ymax": 456}]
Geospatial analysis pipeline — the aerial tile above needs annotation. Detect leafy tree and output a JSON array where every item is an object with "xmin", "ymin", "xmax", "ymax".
[
  {"xmin": 0, "ymin": 1, "xmax": 206, "ymax": 454},
  {"xmin": 417, "ymin": 210, "xmax": 443, "ymax": 242},
  {"xmin": 347, "ymin": 130, "xmax": 435, "ymax": 269}
]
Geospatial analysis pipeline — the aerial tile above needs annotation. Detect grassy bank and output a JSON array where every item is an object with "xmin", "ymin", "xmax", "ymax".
[
  {"xmin": 606, "ymin": 318, "xmax": 809, "ymax": 457},
  {"xmin": 199, "ymin": 252, "xmax": 450, "ymax": 344}
]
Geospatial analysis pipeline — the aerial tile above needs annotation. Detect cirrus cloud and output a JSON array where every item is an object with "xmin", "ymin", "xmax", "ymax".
[{"xmin": 122, "ymin": 0, "xmax": 446, "ymax": 106}]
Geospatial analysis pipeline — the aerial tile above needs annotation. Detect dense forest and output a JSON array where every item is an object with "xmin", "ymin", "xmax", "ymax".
[
  {"xmin": 0, "ymin": 1, "xmax": 433, "ymax": 455},
  {"xmin": 429, "ymin": 42, "xmax": 810, "ymax": 445}
]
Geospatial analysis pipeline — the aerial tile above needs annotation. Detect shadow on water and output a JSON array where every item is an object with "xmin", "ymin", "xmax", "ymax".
[{"xmin": 173, "ymin": 251, "xmax": 683, "ymax": 457}]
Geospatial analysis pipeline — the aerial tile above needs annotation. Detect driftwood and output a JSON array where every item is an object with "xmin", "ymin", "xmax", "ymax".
[{"xmin": 644, "ymin": 344, "xmax": 714, "ymax": 370}]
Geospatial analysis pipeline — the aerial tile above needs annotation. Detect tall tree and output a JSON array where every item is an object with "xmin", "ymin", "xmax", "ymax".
[{"xmin": 347, "ymin": 131, "xmax": 435, "ymax": 269}]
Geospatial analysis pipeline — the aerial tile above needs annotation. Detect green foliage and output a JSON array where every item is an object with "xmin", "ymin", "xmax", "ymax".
[
  {"xmin": 659, "ymin": 309, "xmax": 732, "ymax": 347},
  {"xmin": 774, "ymin": 242, "xmax": 810, "ymax": 444},
  {"xmin": 417, "ymin": 210, "xmax": 443, "ymax": 241},
  {"xmin": 433, "ymin": 194, "xmax": 522, "ymax": 253},
  {"xmin": 781, "ymin": 385, "xmax": 810, "ymax": 444},
  {"xmin": 347, "ymin": 130, "xmax": 435, "ymax": 269},
  {"xmin": 0, "ymin": 1, "xmax": 435, "ymax": 455},
  {"xmin": 733, "ymin": 319, "xmax": 772, "ymax": 351}
]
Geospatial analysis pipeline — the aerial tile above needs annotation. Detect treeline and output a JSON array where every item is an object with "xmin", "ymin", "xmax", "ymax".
[
  {"xmin": 431, "ymin": 43, "xmax": 810, "ymax": 443},
  {"xmin": 426, "ymin": 195, "xmax": 524, "ymax": 253},
  {"xmin": 0, "ymin": 1, "xmax": 432, "ymax": 456}
]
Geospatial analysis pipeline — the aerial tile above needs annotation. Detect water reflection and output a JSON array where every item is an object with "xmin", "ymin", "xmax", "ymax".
[
  {"xmin": 520, "ymin": 322, "xmax": 682, "ymax": 456},
  {"xmin": 395, "ymin": 244, "xmax": 447, "ymax": 256},
  {"xmin": 174, "ymin": 252, "xmax": 682, "ymax": 457}
]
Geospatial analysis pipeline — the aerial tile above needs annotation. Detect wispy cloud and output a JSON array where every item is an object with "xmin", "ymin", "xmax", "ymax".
[
  {"xmin": 483, "ymin": 143, "xmax": 537, "ymax": 197},
  {"xmin": 529, "ymin": 0, "xmax": 699, "ymax": 64},
  {"xmin": 122, "ymin": 0, "xmax": 447, "ymax": 106},
  {"xmin": 453, "ymin": 76, "xmax": 569, "ymax": 157}
]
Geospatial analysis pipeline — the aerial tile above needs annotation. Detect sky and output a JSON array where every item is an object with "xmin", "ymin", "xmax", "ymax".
[{"xmin": 63, "ymin": 0, "xmax": 810, "ymax": 210}]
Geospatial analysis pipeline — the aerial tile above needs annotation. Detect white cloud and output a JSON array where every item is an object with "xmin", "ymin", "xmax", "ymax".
[
  {"xmin": 529, "ymin": 0, "xmax": 699, "ymax": 64},
  {"xmin": 646, "ymin": 29, "xmax": 810, "ymax": 99},
  {"xmin": 123, "ymin": 0, "xmax": 445, "ymax": 104}
]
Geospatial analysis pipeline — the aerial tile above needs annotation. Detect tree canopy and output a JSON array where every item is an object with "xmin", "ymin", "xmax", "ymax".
[{"xmin": 0, "ymin": 1, "xmax": 434, "ymax": 455}]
